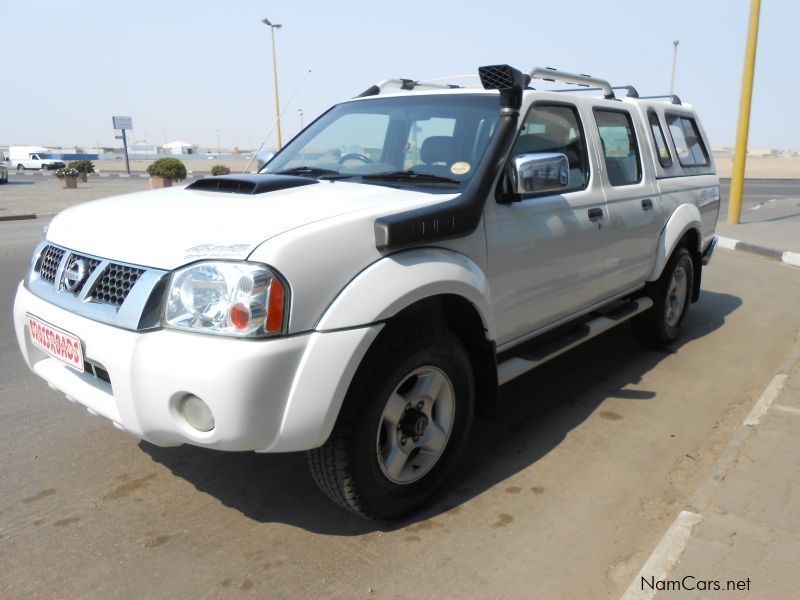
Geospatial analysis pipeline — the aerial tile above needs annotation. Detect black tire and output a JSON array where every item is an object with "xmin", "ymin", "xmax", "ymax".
[
  {"xmin": 308, "ymin": 327, "xmax": 475, "ymax": 520},
  {"xmin": 17, "ymin": 164, "xmax": 24, "ymax": 171},
  {"xmin": 633, "ymin": 245, "xmax": 695, "ymax": 348}
]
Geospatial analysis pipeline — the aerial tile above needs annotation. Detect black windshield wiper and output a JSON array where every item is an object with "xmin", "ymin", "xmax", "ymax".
[
  {"xmin": 276, "ymin": 166, "xmax": 342, "ymax": 177},
  {"xmin": 360, "ymin": 170, "xmax": 460, "ymax": 185}
]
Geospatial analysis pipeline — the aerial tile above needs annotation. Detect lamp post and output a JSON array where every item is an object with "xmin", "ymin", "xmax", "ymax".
[
  {"xmin": 215, "ymin": 129, "xmax": 220, "ymax": 154},
  {"xmin": 298, "ymin": 108, "xmax": 304, "ymax": 130},
  {"xmin": 262, "ymin": 17, "xmax": 283, "ymax": 150},
  {"xmin": 669, "ymin": 40, "xmax": 679, "ymax": 96}
]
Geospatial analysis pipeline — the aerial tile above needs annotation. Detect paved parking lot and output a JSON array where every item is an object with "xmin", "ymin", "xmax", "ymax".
[{"xmin": 1, "ymin": 210, "xmax": 799, "ymax": 598}]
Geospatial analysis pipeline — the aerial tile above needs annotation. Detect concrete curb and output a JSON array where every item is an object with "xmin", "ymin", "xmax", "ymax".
[
  {"xmin": 717, "ymin": 235, "xmax": 800, "ymax": 268},
  {"xmin": 0, "ymin": 213, "xmax": 56, "ymax": 223}
]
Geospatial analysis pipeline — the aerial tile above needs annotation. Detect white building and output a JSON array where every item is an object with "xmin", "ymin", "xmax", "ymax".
[{"xmin": 162, "ymin": 141, "xmax": 198, "ymax": 155}]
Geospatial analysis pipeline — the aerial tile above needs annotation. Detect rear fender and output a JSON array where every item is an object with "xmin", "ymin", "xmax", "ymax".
[{"xmin": 647, "ymin": 203, "xmax": 702, "ymax": 282}]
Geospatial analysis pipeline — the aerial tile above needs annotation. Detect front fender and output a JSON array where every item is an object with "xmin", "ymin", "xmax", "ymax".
[
  {"xmin": 647, "ymin": 203, "xmax": 702, "ymax": 281},
  {"xmin": 316, "ymin": 248, "xmax": 495, "ymax": 339}
]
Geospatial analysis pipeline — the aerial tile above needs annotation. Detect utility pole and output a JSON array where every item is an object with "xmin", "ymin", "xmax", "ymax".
[
  {"xmin": 262, "ymin": 17, "xmax": 283, "ymax": 149},
  {"xmin": 669, "ymin": 40, "xmax": 679, "ymax": 96},
  {"xmin": 729, "ymin": 0, "xmax": 762, "ymax": 225}
]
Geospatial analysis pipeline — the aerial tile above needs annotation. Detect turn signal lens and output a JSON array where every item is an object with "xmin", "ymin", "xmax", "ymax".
[{"xmin": 266, "ymin": 279, "xmax": 285, "ymax": 332}]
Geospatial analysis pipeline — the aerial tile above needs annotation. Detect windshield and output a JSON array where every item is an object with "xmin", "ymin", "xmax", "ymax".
[{"xmin": 264, "ymin": 94, "xmax": 500, "ymax": 190}]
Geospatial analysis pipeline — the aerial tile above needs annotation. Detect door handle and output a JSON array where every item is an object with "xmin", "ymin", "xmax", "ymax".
[
  {"xmin": 641, "ymin": 198, "xmax": 653, "ymax": 211},
  {"xmin": 588, "ymin": 208, "xmax": 603, "ymax": 221}
]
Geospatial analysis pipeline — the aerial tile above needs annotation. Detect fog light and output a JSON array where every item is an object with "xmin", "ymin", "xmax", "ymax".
[{"xmin": 181, "ymin": 395, "xmax": 215, "ymax": 432}]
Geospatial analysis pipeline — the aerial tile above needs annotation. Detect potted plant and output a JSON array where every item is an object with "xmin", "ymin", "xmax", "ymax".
[
  {"xmin": 67, "ymin": 160, "xmax": 96, "ymax": 183},
  {"xmin": 211, "ymin": 165, "xmax": 231, "ymax": 176},
  {"xmin": 55, "ymin": 167, "xmax": 80, "ymax": 189},
  {"xmin": 147, "ymin": 157, "xmax": 187, "ymax": 188}
]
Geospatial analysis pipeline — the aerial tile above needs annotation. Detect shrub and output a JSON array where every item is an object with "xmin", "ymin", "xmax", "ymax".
[
  {"xmin": 67, "ymin": 159, "xmax": 95, "ymax": 174},
  {"xmin": 147, "ymin": 157, "xmax": 187, "ymax": 182},
  {"xmin": 211, "ymin": 165, "xmax": 231, "ymax": 176},
  {"xmin": 55, "ymin": 167, "xmax": 80, "ymax": 178}
]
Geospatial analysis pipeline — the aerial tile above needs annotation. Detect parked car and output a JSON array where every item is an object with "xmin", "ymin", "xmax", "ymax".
[
  {"xmin": 13, "ymin": 64, "xmax": 718, "ymax": 519},
  {"xmin": 0, "ymin": 150, "xmax": 8, "ymax": 183}
]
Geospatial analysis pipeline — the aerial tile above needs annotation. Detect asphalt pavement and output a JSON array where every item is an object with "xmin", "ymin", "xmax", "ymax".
[{"xmin": 2, "ymin": 213, "xmax": 800, "ymax": 598}]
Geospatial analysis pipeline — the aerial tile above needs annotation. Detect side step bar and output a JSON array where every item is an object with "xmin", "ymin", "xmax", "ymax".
[{"xmin": 497, "ymin": 296, "xmax": 654, "ymax": 385}]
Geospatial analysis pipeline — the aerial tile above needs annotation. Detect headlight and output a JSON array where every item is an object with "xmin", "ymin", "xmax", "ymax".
[{"xmin": 164, "ymin": 261, "xmax": 287, "ymax": 337}]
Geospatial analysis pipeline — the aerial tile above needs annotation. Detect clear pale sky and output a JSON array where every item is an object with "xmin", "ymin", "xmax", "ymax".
[{"xmin": 2, "ymin": 0, "xmax": 797, "ymax": 151}]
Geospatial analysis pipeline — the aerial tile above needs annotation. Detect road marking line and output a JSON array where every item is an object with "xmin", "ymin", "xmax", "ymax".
[
  {"xmin": 743, "ymin": 373, "xmax": 788, "ymax": 426},
  {"xmin": 772, "ymin": 404, "xmax": 800, "ymax": 417},
  {"xmin": 620, "ymin": 510, "xmax": 703, "ymax": 600}
]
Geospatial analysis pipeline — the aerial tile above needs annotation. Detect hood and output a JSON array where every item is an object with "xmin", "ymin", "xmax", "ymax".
[{"xmin": 46, "ymin": 178, "xmax": 450, "ymax": 270}]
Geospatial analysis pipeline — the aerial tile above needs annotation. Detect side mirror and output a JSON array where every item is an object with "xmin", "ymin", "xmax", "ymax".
[{"xmin": 508, "ymin": 152, "xmax": 569, "ymax": 196}]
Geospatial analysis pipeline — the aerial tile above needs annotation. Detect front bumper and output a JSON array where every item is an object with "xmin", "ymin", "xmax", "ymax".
[{"xmin": 14, "ymin": 282, "xmax": 382, "ymax": 452}]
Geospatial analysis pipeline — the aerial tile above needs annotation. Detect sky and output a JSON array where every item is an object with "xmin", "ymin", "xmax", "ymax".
[{"xmin": 2, "ymin": 0, "xmax": 798, "ymax": 151}]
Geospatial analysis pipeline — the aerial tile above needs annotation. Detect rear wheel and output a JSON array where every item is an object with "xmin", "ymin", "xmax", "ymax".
[
  {"xmin": 633, "ymin": 245, "xmax": 695, "ymax": 347},
  {"xmin": 308, "ymin": 327, "xmax": 475, "ymax": 519}
]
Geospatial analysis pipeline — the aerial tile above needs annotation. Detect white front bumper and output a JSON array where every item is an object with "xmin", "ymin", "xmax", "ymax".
[{"xmin": 13, "ymin": 282, "xmax": 381, "ymax": 452}]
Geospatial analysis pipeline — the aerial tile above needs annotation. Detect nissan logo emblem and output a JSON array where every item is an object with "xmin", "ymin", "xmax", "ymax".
[{"xmin": 63, "ymin": 259, "xmax": 88, "ymax": 292}]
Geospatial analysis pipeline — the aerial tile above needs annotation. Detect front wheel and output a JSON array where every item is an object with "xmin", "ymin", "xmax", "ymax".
[
  {"xmin": 17, "ymin": 164, "xmax": 25, "ymax": 171},
  {"xmin": 633, "ymin": 245, "xmax": 695, "ymax": 347},
  {"xmin": 308, "ymin": 327, "xmax": 475, "ymax": 519}
]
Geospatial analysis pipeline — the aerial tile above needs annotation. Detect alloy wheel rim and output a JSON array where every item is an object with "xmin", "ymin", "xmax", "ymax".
[
  {"xmin": 665, "ymin": 263, "xmax": 689, "ymax": 328},
  {"xmin": 376, "ymin": 366, "xmax": 456, "ymax": 485}
]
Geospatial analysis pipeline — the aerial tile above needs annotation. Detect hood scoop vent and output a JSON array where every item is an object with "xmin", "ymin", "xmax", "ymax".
[{"xmin": 186, "ymin": 174, "xmax": 318, "ymax": 195}]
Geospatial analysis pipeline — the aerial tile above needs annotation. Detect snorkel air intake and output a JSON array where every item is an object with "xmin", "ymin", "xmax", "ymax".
[{"xmin": 374, "ymin": 64, "xmax": 525, "ymax": 251}]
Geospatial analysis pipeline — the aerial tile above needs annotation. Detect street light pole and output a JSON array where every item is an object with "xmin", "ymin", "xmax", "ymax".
[
  {"xmin": 262, "ymin": 17, "xmax": 283, "ymax": 150},
  {"xmin": 298, "ymin": 108, "xmax": 304, "ymax": 130},
  {"xmin": 215, "ymin": 128, "xmax": 220, "ymax": 154},
  {"xmin": 669, "ymin": 40, "xmax": 679, "ymax": 96}
]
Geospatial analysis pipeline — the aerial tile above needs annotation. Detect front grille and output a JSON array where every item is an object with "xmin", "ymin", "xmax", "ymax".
[
  {"xmin": 28, "ymin": 243, "xmax": 167, "ymax": 330},
  {"xmin": 60, "ymin": 253, "xmax": 102, "ymax": 295},
  {"xmin": 38, "ymin": 245, "xmax": 65, "ymax": 282},
  {"xmin": 89, "ymin": 264, "xmax": 145, "ymax": 307}
]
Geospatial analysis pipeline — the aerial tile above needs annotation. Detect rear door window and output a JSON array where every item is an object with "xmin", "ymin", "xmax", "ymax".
[
  {"xmin": 593, "ymin": 109, "xmax": 642, "ymax": 186},
  {"xmin": 648, "ymin": 112, "xmax": 672, "ymax": 168},
  {"xmin": 666, "ymin": 115, "xmax": 709, "ymax": 167}
]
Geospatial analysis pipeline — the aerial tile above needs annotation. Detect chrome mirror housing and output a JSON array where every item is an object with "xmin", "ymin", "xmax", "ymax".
[{"xmin": 508, "ymin": 152, "xmax": 569, "ymax": 195}]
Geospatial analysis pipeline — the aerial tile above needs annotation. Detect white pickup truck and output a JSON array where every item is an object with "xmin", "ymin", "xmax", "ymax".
[
  {"xmin": 10, "ymin": 146, "xmax": 66, "ymax": 171},
  {"xmin": 14, "ymin": 65, "xmax": 718, "ymax": 519}
]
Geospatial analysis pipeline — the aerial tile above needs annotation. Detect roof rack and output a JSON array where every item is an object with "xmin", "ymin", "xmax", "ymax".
[
  {"xmin": 554, "ymin": 85, "xmax": 639, "ymax": 98},
  {"xmin": 356, "ymin": 78, "xmax": 463, "ymax": 98},
  {"xmin": 637, "ymin": 94, "xmax": 682, "ymax": 105},
  {"xmin": 528, "ymin": 67, "xmax": 615, "ymax": 99},
  {"xmin": 355, "ymin": 66, "xmax": 683, "ymax": 105}
]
